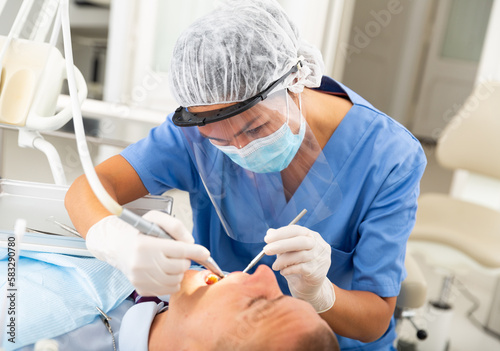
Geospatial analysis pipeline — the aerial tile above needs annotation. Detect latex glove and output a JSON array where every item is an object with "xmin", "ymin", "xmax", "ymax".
[
  {"xmin": 86, "ymin": 210, "xmax": 210, "ymax": 297},
  {"xmin": 264, "ymin": 225, "xmax": 335, "ymax": 313}
]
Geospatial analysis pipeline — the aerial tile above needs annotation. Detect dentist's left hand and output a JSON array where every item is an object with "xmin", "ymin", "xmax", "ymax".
[
  {"xmin": 264, "ymin": 225, "xmax": 336, "ymax": 313},
  {"xmin": 86, "ymin": 210, "xmax": 210, "ymax": 297}
]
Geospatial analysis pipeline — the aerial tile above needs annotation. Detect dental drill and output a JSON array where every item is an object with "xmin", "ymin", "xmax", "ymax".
[{"xmin": 58, "ymin": 0, "xmax": 225, "ymax": 279}]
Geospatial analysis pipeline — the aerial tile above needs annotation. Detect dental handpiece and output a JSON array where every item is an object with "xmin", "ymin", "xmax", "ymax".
[
  {"xmin": 120, "ymin": 208, "xmax": 226, "ymax": 279},
  {"xmin": 58, "ymin": 0, "xmax": 223, "ymax": 278},
  {"xmin": 242, "ymin": 209, "xmax": 307, "ymax": 274}
]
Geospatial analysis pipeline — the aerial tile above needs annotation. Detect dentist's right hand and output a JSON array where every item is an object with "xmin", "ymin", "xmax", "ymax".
[{"xmin": 85, "ymin": 210, "xmax": 210, "ymax": 297}]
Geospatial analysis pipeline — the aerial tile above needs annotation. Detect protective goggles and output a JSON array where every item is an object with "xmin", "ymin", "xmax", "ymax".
[{"xmin": 172, "ymin": 60, "xmax": 303, "ymax": 127}]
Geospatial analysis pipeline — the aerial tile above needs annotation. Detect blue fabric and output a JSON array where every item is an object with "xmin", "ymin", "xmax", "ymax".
[
  {"xmin": 0, "ymin": 248, "xmax": 134, "ymax": 350},
  {"xmin": 14, "ymin": 299, "xmax": 135, "ymax": 351},
  {"xmin": 120, "ymin": 76, "xmax": 427, "ymax": 350}
]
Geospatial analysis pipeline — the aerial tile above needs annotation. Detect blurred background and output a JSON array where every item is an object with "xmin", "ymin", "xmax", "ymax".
[
  {"xmin": 1, "ymin": 1, "xmax": 499, "ymax": 350},
  {"xmin": 1, "ymin": 0, "xmax": 499, "ymax": 183}
]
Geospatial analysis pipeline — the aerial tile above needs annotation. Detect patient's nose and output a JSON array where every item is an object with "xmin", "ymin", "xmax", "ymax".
[{"xmin": 251, "ymin": 265, "xmax": 282, "ymax": 294}]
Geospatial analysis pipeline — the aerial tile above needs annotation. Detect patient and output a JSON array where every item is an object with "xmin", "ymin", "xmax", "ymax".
[
  {"xmin": 8, "ymin": 256, "xmax": 337, "ymax": 350},
  {"xmin": 142, "ymin": 265, "xmax": 339, "ymax": 351}
]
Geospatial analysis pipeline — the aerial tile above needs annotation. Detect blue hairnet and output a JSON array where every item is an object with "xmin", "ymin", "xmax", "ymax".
[{"xmin": 168, "ymin": 0, "xmax": 325, "ymax": 107}]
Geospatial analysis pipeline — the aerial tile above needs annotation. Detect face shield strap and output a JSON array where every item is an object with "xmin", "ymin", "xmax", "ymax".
[
  {"xmin": 285, "ymin": 88, "xmax": 303, "ymax": 131},
  {"xmin": 172, "ymin": 60, "xmax": 303, "ymax": 127}
]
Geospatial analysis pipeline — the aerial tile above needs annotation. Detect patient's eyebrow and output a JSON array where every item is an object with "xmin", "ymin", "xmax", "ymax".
[
  {"xmin": 247, "ymin": 295, "xmax": 266, "ymax": 308},
  {"xmin": 247, "ymin": 294, "xmax": 286, "ymax": 308}
]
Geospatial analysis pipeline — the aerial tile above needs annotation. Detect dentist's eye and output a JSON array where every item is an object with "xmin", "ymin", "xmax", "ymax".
[
  {"xmin": 245, "ymin": 120, "xmax": 270, "ymax": 136},
  {"xmin": 205, "ymin": 273, "xmax": 220, "ymax": 285},
  {"xmin": 246, "ymin": 125, "xmax": 264, "ymax": 136}
]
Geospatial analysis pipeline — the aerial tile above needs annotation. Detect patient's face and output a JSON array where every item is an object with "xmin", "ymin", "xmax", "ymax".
[{"xmin": 157, "ymin": 265, "xmax": 331, "ymax": 350}]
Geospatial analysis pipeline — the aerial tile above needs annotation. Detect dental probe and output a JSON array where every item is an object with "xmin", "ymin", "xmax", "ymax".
[
  {"xmin": 47, "ymin": 216, "xmax": 82, "ymax": 238},
  {"xmin": 120, "ymin": 209, "xmax": 226, "ymax": 279},
  {"xmin": 242, "ymin": 209, "xmax": 307, "ymax": 274}
]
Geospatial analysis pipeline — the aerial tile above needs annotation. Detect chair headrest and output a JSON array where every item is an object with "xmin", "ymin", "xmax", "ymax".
[{"xmin": 437, "ymin": 81, "xmax": 500, "ymax": 179}]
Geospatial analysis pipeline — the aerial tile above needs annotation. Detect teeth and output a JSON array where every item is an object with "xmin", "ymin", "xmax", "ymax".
[{"xmin": 205, "ymin": 273, "xmax": 220, "ymax": 285}]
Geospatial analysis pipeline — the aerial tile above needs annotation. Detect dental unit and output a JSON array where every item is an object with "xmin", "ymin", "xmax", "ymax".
[{"xmin": 0, "ymin": 0, "xmax": 225, "ymax": 278}]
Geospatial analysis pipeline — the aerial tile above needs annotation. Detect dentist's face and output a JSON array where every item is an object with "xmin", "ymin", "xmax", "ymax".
[
  {"xmin": 194, "ymin": 89, "xmax": 301, "ymax": 149},
  {"xmin": 195, "ymin": 102, "xmax": 286, "ymax": 148},
  {"xmin": 161, "ymin": 265, "xmax": 336, "ymax": 350}
]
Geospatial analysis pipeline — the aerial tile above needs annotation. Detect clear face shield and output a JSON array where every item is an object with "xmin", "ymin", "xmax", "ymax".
[
  {"xmin": 202, "ymin": 89, "xmax": 305, "ymax": 174},
  {"xmin": 174, "ymin": 63, "xmax": 342, "ymax": 243}
]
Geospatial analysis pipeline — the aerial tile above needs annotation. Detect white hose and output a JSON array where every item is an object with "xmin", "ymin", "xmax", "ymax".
[
  {"xmin": 32, "ymin": 136, "xmax": 67, "ymax": 186},
  {"xmin": 59, "ymin": 0, "xmax": 122, "ymax": 216}
]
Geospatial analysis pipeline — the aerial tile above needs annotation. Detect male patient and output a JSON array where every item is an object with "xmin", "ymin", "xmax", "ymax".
[
  {"xmin": 123, "ymin": 264, "xmax": 339, "ymax": 350},
  {"xmin": 6, "ymin": 251, "xmax": 338, "ymax": 351}
]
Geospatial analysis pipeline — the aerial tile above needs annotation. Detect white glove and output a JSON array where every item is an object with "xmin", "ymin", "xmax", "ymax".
[
  {"xmin": 86, "ymin": 210, "xmax": 210, "ymax": 297},
  {"xmin": 264, "ymin": 225, "xmax": 335, "ymax": 313}
]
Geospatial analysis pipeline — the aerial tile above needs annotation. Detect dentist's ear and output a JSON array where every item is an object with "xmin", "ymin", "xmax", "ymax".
[{"xmin": 287, "ymin": 90, "xmax": 299, "ymax": 102}]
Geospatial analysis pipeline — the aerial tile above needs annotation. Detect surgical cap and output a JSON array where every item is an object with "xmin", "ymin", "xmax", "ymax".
[{"xmin": 168, "ymin": 0, "xmax": 325, "ymax": 107}]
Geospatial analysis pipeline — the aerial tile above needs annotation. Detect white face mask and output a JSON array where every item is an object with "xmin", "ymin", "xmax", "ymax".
[{"xmin": 212, "ymin": 93, "xmax": 305, "ymax": 173}]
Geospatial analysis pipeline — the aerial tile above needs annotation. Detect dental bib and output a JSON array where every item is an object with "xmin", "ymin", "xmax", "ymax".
[{"xmin": 0, "ymin": 248, "xmax": 134, "ymax": 350}]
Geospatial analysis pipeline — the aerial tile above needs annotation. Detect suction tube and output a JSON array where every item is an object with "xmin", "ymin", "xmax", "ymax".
[
  {"xmin": 59, "ymin": 1, "xmax": 225, "ymax": 279},
  {"xmin": 60, "ymin": 0, "xmax": 175, "ymax": 229},
  {"xmin": 60, "ymin": 0, "xmax": 122, "ymax": 216}
]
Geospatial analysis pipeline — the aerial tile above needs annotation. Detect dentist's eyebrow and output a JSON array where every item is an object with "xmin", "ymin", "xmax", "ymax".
[
  {"xmin": 198, "ymin": 115, "xmax": 263, "ymax": 140},
  {"xmin": 233, "ymin": 115, "xmax": 265, "ymax": 138}
]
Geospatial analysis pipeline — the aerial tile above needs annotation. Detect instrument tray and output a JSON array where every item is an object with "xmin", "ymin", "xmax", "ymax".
[{"xmin": 0, "ymin": 179, "xmax": 173, "ymax": 256}]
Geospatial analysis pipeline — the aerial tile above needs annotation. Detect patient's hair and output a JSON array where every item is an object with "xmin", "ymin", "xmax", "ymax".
[
  {"xmin": 213, "ymin": 322, "xmax": 339, "ymax": 351},
  {"xmin": 292, "ymin": 324, "xmax": 340, "ymax": 351}
]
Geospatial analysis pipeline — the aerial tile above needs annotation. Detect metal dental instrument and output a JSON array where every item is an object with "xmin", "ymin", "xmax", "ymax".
[
  {"xmin": 47, "ymin": 216, "xmax": 83, "ymax": 238},
  {"xmin": 122, "ymin": 211, "xmax": 226, "ymax": 279},
  {"xmin": 26, "ymin": 227, "xmax": 65, "ymax": 236},
  {"xmin": 57, "ymin": 1, "xmax": 225, "ymax": 280},
  {"xmin": 242, "ymin": 209, "xmax": 307, "ymax": 274}
]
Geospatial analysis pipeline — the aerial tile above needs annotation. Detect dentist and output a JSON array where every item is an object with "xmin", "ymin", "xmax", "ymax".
[{"xmin": 65, "ymin": 0, "xmax": 426, "ymax": 349}]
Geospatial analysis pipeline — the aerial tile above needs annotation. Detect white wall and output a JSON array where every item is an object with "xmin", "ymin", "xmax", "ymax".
[
  {"xmin": 278, "ymin": 0, "xmax": 330, "ymax": 50},
  {"xmin": 476, "ymin": 0, "xmax": 500, "ymax": 83},
  {"xmin": 0, "ymin": 0, "xmax": 20, "ymax": 35},
  {"xmin": 0, "ymin": 0, "xmax": 109, "ymax": 35},
  {"xmin": 104, "ymin": 0, "xmax": 347, "ymax": 109}
]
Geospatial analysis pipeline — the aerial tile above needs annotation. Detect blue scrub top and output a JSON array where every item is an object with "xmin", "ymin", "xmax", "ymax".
[{"xmin": 120, "ymin": 77, "xmax": 426, "ymax": 350}]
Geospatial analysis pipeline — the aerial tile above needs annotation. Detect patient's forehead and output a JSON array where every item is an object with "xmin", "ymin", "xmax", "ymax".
[{"xmin": 219, "ymin": 295, "xmax": 323, "ymax": 348}]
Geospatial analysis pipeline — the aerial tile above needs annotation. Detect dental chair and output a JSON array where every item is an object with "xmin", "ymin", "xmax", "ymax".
[
  {"xmin": 395, "ymin": 252, "xmax": 428, "ymax": 350},
  {"xmin": 408, "ymin": 81, "xmax": 500, "ymax": 350}
]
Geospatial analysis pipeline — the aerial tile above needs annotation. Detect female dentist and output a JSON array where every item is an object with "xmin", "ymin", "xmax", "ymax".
[{"xmin": 65, "ymin": 0, "xmax": 426, "ymax": 349}]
